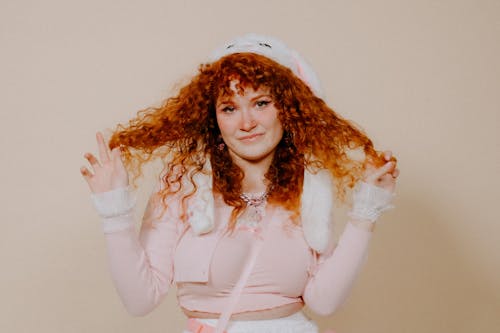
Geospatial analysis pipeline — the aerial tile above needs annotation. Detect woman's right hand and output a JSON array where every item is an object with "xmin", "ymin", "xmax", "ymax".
[{"xmin": 80, "ymin": 132, "xmax": 129, "ymax": 193}]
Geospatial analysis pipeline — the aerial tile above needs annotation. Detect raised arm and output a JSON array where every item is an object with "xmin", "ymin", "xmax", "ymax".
[
  {"xmin": 81, "ymin": 132, "xmax": 180, "ymax": 316},
  {"xmin": 303, "ymin": 151, "xmax": 399, "ymax": 316},
  {"xmin": 303, "ymin": 219, "xmax": 372, "ymax": 316},
  {"xmin": 93, "ymin": 189, "xmax": 180, "ymax": 316}
]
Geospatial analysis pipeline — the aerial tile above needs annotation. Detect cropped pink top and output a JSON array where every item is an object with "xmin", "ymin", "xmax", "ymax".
[{"xmin": 101, "ymin": 192, "xmax": 372, "ymax": 317}]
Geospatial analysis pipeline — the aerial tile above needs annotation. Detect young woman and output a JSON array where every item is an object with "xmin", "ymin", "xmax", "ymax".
[{"xmin": 81, "ymin": 34, "xmax": 399, "ymax": 333}]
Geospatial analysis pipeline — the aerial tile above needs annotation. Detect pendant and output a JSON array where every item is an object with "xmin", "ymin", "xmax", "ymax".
[{"xmin": 238, "ymin": 191, "xmax": 268, "ymax": 228}]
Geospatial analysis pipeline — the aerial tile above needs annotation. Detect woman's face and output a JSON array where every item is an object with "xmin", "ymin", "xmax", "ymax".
[{"xmin": 215, "ymin": 83, "xmax": 283, "ymax": 166}]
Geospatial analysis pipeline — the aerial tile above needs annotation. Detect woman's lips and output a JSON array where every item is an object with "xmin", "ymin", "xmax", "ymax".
[{"xmin": 239, "ymin": 133, "xmax": 264, "ymax": 141}]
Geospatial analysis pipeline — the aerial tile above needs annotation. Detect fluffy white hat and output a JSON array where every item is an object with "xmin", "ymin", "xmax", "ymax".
[{"xmin": 209, "ymin": 33, "xmax": 324, "ymax": 98}]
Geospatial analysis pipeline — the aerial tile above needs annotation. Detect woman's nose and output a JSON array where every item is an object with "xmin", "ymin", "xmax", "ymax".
[{"xmin": 240, "ymin": 109, "xmax": 257, "ymax": 131}]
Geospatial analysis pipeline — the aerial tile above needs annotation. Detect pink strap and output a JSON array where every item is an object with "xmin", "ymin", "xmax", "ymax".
[
  {"xmin": 213, "ymin": 211, "xmax": 274, "ymax": 333},
  {"xmin": 187, "ymin": 318, "xmax": 226, "ymax": 333}
]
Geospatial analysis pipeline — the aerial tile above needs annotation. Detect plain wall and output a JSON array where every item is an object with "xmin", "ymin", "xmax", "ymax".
[{"xmin": 1, "ymin": 0, "xmax": 498, "ymax": 332}]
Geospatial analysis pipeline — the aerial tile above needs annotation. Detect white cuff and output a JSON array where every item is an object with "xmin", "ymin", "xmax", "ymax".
[
  {"xmin": 90, "ymin": 187, "xmax": 136, "ymax": 233},
  {"xmin": 100, "ymin": 214, "xmax": 135, "ymax": 234},
  {"xmin": 348, "ymin": 182, "xmax": 395, "ymax": 223},
  {"xmin": 90, "ymin": 187, "xmax": 136, "ymax": 218}
]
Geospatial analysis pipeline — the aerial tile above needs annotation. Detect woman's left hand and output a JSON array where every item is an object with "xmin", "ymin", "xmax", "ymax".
[{"xmin": 364, "ymin": 150, "xmax": 400, "ymax": 193}]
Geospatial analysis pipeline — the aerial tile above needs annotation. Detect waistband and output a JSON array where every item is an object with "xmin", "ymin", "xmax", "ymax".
[{"xmin": 184, "ymin": 311, "xmax": 318, "ymax": 333}]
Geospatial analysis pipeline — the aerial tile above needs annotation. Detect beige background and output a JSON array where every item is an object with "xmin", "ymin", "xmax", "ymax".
[{"xmin": 1, "ymin": 0, "xmax": 499, "ymax": 332}]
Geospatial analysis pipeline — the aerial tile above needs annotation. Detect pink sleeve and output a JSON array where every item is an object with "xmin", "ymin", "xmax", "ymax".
[
  {"xmin": 102, "ymin": 194, "xmax": 181, "ymax": 316},
  {"xmin": 303, "ymin": 222, "xmax": 372, "ymax": 316}
]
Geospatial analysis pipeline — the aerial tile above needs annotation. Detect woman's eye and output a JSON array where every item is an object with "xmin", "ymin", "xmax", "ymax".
[
  {"xmin": 256, "ymin": 100, "xmax": 271, "ymax": 108},
  {"xmin": 221, "ymin": 106, "xmax": 235, "ymax": 113}
]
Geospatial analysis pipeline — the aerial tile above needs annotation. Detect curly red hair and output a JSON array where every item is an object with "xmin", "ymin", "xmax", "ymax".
[{"xmin": 109, "ymin": 53, "xmax": 388, "ymax": 228}]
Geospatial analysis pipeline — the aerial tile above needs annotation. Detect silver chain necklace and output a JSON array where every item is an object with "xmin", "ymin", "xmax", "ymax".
[{"xmin": 238, "ymin": 191, "xmax": 268, "ymax": 227}]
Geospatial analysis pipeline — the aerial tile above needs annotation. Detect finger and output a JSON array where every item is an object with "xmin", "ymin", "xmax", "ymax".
[
  {"xmin": 379, "ymin": 173, "xmax": 394, "ymax": 184},
  {"xmin": 377, "ymin": 174, "xmax": 397, "ymax": 190},
  {"xmin": 80, "ymin": 166, "xmax": 93, "ymax": 179},
  {"xmin": 111, "ymin": 146, "xmax": 121, "ymax": 157},
  {"xmin": 392, "ymin": 168, "xmax": 400, "ymax": 178},
  {"xmin": 366, "ymin": 161, "xmax": 395, "ymax": 182},
  {"xmin": 84, "ymin": 153, "xmax": 100, "ymax": 167},
  {"xmin": 96, "ymin": 132, "xmax": 110, "ymax": 163},
  {"xmin": 384, "ymin": 150, "xmax": 392, "ymax": 161},
  {"xmin": 111, "ymin": 147, "xmax": 123, "ymax": 165}
]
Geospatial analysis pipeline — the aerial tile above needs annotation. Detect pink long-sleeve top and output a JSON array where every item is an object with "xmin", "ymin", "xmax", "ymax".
[{"xmin": 101, "ymin": 191, "xmax": 372, "ymax": 317}]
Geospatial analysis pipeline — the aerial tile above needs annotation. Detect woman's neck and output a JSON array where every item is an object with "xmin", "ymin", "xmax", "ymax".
[
  {"xmin": 241, "ymin": 168, "xmax": 268, "ymax": 193},
  {"xmin": 229, "ymin": 153, "xmax": 273, "ymax": 194}
]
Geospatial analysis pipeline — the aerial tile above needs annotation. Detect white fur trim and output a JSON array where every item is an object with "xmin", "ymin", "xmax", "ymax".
[
  {"xmin": 301, "ymin": 168, "xmax": 335, "ymax": 253},
  {"xmin": 91, "ymin": 186, "xmax": 135, "ymax": 218},
  {"xmin": 186, "ymin": 162, "xmax": 215, "ymax": 235},
  {"xmin": 209, "ymin": 33, "xmax": 324, "ymax": 98},
  {"xmin": 347, "ymin": 181, "xmax": 395, "ymax": 222},
  {"xmin": 186, "ymin": 161, "xmax": 334, "ymax": 253}
]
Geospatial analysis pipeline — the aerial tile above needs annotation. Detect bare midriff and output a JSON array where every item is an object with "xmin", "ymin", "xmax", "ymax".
[{"xmin": 182, "ymin": 301, "xmax": 304, "ymax": 320}]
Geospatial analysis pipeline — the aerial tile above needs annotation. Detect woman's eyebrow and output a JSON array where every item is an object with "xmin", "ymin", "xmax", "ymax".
[
  {"xmin": 250, "ymin": 94, "xmax": 272, "ymax": 101},
  {"xmin": 216, "ymin": 98, "xmax": 232, "ymax": 107}
]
